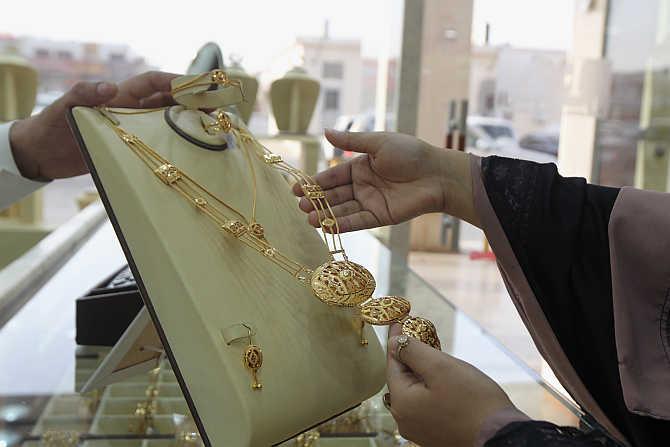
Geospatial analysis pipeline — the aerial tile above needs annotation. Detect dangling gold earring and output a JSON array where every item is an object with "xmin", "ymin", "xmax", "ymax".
[{"xmin": 241, "ymin": 324, "xmax": 263, "ymax": 390}]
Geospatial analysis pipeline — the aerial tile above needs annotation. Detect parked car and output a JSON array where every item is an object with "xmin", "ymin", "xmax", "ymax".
[
  {"xmin": 519, "ymin": 125, "xmax": 560, "ymax": 156},
  {"xmin": 466, "ymin": 116, "xmax": 557, "ymax": 164}
]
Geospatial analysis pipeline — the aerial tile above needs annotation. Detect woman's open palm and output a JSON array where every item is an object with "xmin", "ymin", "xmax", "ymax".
[{"xmin": 294, "ymin": 130, "xmax": 447, "ymax": 232}]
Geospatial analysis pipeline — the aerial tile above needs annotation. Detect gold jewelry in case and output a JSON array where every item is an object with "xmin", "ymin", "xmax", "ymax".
[
  {"xmin": 294, "ymin": 430, "xmax": 320, "ymax": 447},
  {"xmin": 40, "ymin": 431, "xmax": 80, "ymax": 447}
]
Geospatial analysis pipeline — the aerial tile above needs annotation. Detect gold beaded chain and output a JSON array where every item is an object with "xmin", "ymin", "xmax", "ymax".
[
  {"xmin": 104, "ymin": 118, "xmax": 316, "ymax": 285},
  {"xmin": 233, "ymin": 124, "xmax": 347, "ymax": 260}
]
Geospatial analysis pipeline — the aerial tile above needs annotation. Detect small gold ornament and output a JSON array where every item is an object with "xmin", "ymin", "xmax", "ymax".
[
  {"xmin": 41, "ymin": 431, "xmax": 80, "ymax": 447},
  {"xmin": 243, "ymin": 345, "xmax": 263, "ymax": 390},
  {"xmin": 154, "ymin": 163, "xmax": 182, "ymax": 185},
  {"xmin": 203, "ymin": 111, "xmax": 233, "ymax": 134},
  {"xmin": 194, "ymin": 197, "xmax": 207, "ymax": 208},
  {"xmin": 263, "ymin": 154, "xmax": 283, "ymax": 164},
  {"xmin": 302, "ymin": 184, "xmax": 326, "ymax": 200},
  {"xmin": 249, "ymin": 222, "xmax": 265, "ymax": 239},
  {"xmin": 359, "ymin": 296, "xmax": 411, "ymax": 325},
  {"xmin": 176, "ymin": 431, "xmax": 201, "ymax": 446},
  {"xmin": 211, "ymin": 69, "xmax": 227, "ymax": 83},
  {"xmin": 294, "ymin": 430, "xmax": 320, "ymax": 446},
  {"xmin": 402, "ymin": 316, "xmax": 441, "ymax": 350},
  {"xmin": 311, "ymin": 261, "xmax": 375, "ymax": 307},
  {"xmin": 222, "ymin": 220, "xmax": 247, "ymax": 238}
]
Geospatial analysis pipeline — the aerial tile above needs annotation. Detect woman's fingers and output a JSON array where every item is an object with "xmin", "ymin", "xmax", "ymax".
[
  {"xmin": 387, "ymin": 325, "xmax": 422, "ymax": 397},
  {"xmin": 388, "ymin": 332, "xmax": 445, "ymax": 387},
  {"xmin": 328, "ymin": 211, "xmax": 380, "ymax": 233},
  {"xmin": 293, "ymin": 160, "xmax": 353, "ymax": 197},
  {"xmin": 306, "ymin": 200, "xmax": 361, "ymax": 225},
  {"xmin": 298, "ymin": 184, "xmax": 354, "ymax": 212},
  {"xmin": 324, "ymin": 129, "xmax": 384, "ymax": 155}
]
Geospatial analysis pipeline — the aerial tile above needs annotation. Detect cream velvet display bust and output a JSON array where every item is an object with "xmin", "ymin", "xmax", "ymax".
[
  {"xmin": 0, "ymin": 53, "xmax": 37, "ymax": 122},
  {"xmin": 67, "ymin": 102, "xmax": 386, "ymax": 446}
]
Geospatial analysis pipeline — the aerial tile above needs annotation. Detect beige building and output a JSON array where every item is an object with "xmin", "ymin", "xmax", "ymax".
[
  {"xmin": 469, "ymin": 45, "xmax": 566, "ymax": 139},
  {"xmin": 296, "ymin": 36, "xmax": 363, "ymax": 133}
]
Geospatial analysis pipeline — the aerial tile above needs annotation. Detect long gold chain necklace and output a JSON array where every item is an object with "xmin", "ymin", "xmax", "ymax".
[{"xmin": 96, "ymin": 69, "xmax": 441, "ymax": 350}]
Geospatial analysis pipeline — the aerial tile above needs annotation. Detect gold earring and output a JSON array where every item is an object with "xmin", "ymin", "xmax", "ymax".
[{"xmin": 241, "ymin": 324, "xmax": 263, "ymax": 390}]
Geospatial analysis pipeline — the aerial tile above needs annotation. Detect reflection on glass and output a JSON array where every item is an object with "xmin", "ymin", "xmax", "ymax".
[{"xmin": 595, "ymin": 0, "xmax": 670, "ymax": 189}]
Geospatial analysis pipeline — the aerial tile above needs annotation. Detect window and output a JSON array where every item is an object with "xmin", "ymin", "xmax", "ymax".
[
  {"xmin": 322, "ymin": 62, "xmax": 344, "ymax": 79},
  {"xmin": 35, "ymin": 48, "xmax": 49, "ymax": 58},
  {"xmin": 324, "ymin": 89, "xmax": 340, "ymax": 111},
  {"xmin": 57, "ymin": 50, "xmax": 73, "ymax": 60}
]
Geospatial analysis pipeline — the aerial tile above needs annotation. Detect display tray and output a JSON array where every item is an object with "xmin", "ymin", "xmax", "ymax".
[{"xmin": 17, "ymin": 351, "xmax": 398, "ymax": 447}]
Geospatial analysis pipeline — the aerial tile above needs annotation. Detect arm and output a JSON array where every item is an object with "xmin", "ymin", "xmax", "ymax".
[
  {"xmin": 293, "ymin": 129, "xmax": 479, "ymax": 231},
  {"xmin": 0, "ymin": 121, "xmax": 45, "ymax": 210},
  {"xmin": 385, "ymin": 325, "xmax": 621, "ymax": 447},
  {"xmin": 9, "ymin": 71, "xmax": 176, "ymax": 182},
  {"xmin": 1, "ymin": 71, "xmax": 178, "ymax": 211}
]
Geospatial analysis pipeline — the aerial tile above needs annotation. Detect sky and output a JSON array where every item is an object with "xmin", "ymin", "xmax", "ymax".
[{"xmin": 0, "ymin": 0, "xmax": 575, "ymax": 73}]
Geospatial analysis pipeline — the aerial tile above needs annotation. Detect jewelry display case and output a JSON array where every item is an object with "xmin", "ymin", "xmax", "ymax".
[{"xmin": 0, "ymin": 212, "xmax": 586, "ymax": 446}]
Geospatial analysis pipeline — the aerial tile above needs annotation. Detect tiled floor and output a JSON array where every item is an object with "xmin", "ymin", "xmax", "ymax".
[{"xmin": 409, "ymin": 251, "xmax": 544, "ymax": 373}]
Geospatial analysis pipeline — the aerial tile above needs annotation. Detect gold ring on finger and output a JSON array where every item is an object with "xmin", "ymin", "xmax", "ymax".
[{"xmin": 395, "ymin": 334, "xmax": 410, "ymax": 362}]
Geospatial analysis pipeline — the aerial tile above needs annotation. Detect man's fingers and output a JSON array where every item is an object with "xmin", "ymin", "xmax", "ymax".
[
  {"xmin": 139, "ymin": 91, "xmax": 175, "ymax": 108},
  {"xmin": 122, "ymin": 71, "xmax": 178, "ymax": 101},
  {"xmin": 109, "ymin": 71, "xmax": 178, "ymax": 107},
  {"xmin": 325, "ymin": 129, "xmax": 384, "ymax": 155},
  {"xmin": 388, "ymin": 333, "xmax": 445, "ymax": 386},
  {"xmin": 56, "ymin": 81, "xmax": 118, "ymax": 110}
]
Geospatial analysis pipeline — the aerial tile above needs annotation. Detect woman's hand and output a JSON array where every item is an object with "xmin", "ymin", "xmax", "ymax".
[
  {"xmin": 293, "ymin": 129, "xmax": 479, "ymax": 232},
  {"xmin": 10, "ymin": 71, "xmax": 178, "ymax": 180},
  {"xmin": 386, "ymin": 324, "xmax": 514, "ymax": 447}
]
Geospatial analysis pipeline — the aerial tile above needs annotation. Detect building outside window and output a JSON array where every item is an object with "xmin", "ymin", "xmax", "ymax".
[
  {"xmin": 322, "ymin": 61, "xmax": 344, "ymax": 79},
  {"xmin": 324, "ymin": 88, "xmax": 340, "ymax": 111}
]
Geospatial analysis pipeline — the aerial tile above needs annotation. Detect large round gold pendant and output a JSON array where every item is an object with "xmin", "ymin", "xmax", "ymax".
[
  {"xmin": 310, "ymin": 260, "xmax": 375, "ymax": 307},
  {"xmin": 359, "ymin": 296, "xmax": 411, "ymax": 325},
  {"xmin": 402, "ymin": 316, "xmax": 441, "ymax": 350}
]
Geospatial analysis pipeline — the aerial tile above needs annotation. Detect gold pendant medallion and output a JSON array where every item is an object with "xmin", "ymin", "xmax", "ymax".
[
  {"xmin": 359, "ymin": 296, "xmax": 411, "ymax": 325},
  {"xmin": 310, "ymin": 260, "xmax": 376, "ymax": 307},
  {"xmin": 401, "ymin": 316, "xmax": 441, "ymax": 350}
]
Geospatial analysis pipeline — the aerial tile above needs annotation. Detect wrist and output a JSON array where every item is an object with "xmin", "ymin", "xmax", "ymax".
[
  {"xmin": 433, "ymin": 148, "xmax": 480, "ymax": 227},
  {"xmin": 9, "ymin": 118, "xmax": 40, "ymax": 179}
]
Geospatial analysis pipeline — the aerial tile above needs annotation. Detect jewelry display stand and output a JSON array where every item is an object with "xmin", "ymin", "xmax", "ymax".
[
  {"xmin": 67, "ymin": 104, "xmax": 386, "ymax": 446},
  {"xmin": 0, "ymin": 53, "xmax": 49, "ymax": 268},
  {"xmin": 262, "ymin": 67, "xmax": 322, "ymax": 176}
]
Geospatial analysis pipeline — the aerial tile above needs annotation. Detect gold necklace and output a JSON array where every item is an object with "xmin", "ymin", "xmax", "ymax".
[{"xmin": 96, "ymin": 75, "xmax": 441, "ymax": 350}]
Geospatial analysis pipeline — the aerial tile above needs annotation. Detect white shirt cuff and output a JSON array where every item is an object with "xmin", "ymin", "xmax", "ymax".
[{"xmin": 0, "ymin": 121, "xmax": 47, "ymax": 210}]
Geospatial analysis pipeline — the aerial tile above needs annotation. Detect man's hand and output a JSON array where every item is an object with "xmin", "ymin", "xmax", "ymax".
[
  {"xmin": 9, "ymin": 71, "xmax": 178, "ymax": 180},
  {"xmin": 386, "ymin": 324, "xmax": 514, "ymax": 447},
  {"xmin": 293, "ymin": 129, "xmax": 479, "ymax": 232}
]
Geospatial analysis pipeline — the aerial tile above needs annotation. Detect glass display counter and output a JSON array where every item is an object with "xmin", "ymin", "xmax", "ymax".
[{"xmin": 0, "ymin": 211, "xmax": 584, "ymax": 446}]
